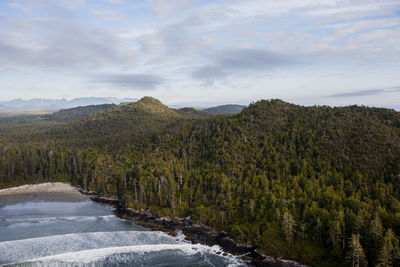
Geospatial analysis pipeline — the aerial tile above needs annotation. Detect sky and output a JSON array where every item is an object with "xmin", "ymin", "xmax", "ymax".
[{"xmin": 0, "ymin": 0, "xmax": 399, "ymax": 108}]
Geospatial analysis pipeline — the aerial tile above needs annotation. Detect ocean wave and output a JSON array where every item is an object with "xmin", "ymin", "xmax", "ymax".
[
  {"xmin": 0, "ymin": 215, "xmax": 115, "ymax": 228},
  {"xmin": 5, "ymin": 244, "xmax": 245, "ymax": 267},
  {"xmin": 0, "ymin": 231, "xmax": 179, "ymax": 264}
]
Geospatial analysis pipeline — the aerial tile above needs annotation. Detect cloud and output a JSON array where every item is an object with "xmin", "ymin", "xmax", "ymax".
[
  {"xmin": 220, "ymin": 0, "xmax": 400, "ymax": 19},
  {"xmin": 192, "ymin": 65, "xmax": 227, "ymax": 85},
  {"xmin": 136, "ymin": 22, "xmax": 216, "ymax": 58},
  {"xmin": 327, "ymin": 86, "xmax": 400, "ymax": 97},
  {"xmin": 347, "ymin": 26, "xmax": 400, "ymax": 47},
  {"xmin": 147, "ymin": 0, "xmax": 199, "ymax": 17},
  {"xmin": 90, "ymin": 8, "xmax": 124, "ymax": 21},
  {"xmin": 2, "ymin": 0, "xmax": 136, "ymax": 70},
  {"xmin": 0, "ymin": 19, "xmax": 137, "ymax": 70},
  {"xmin": 308, "ymin": 1, "xmax": 399, "ymax": 16},
  {"xmin": 1, "ymin": 0, "xmax": 400, "ymax": 107},
  {"xmin": 9, "ymin": 0, "xmax": 86, "ymax": 12},
  {"xmin": 314, "ymin": 5, "xmax": 398, "ymax": 25},
  {"xmin": 137, "ymin": 0, "xmax": 399, "ymax": 79},
  {"xmin": 320, "ymin": 17, "xmax": 400, "ymax": 49},
  {"xmin": 328, "ymin": 89, "xmax": 384, "ymax": 97},
  {"xmin": 103, "ymin": 0, "xmax": 124, "ymax": 4},
  {"xmin": 182, "ymin": 7, "xmax": 235, "ymax": 26},
  {"xmin": 217, "ymin": 49, "xmax": 295, "ymax": 71},
  {"xmin": 93, "ymin": 73, "xmax": 164, "ymax": 90},
  {"xmin": 137, "ymin": 31, "xmax": 167, "ymax": 54},
  {"xmin": 192, "ymin": 48, "xmax": 300, "ymax": 84}
]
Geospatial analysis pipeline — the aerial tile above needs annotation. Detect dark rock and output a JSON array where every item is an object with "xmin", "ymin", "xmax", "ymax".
[
  {"xmin": 113, "ymin": 206, "xmax": 308, "ymax": 266},
  {"xmin": 82, "ymin": 189, "xmax": 308, "ymax": 267},
  {"xmin": 78, "ymin": 189, "xmax": 98, "ymax": 196},
  {"xmin": 90, "ymin": 196, "xmax": 120, "ymax": 206},
  {"xmin": 73, "ymin": 185, "xmax": 99, "ymax": 196}
]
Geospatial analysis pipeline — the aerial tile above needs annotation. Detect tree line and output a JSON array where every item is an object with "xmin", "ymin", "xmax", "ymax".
[{"xmin": 1, "ymin": 98, "xmax": 400, "ymax": 266}]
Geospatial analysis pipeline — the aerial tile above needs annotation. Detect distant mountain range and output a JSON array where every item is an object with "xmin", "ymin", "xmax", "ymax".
[
  {"xmin": 203, "ymin": 104, "xmax": 246, "ymax": 115},
  {"xmin": 0, "ymin": 97, "xmax": 137, "ymax": 111},
  {"xmin": 0, "ymin": 98, "xmax": 248, "ymax": 115}
]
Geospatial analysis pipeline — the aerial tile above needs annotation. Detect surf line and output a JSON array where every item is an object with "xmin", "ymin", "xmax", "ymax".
[{"xmin": 84, "ymin": 190, "xmax": 306, "ymax": 267}]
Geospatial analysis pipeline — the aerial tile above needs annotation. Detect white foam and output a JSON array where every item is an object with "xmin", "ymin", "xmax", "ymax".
[
  {"xmin": 0, "ymin": 231, "xmax": 178, "ymax": 264},
  {"xmin": 29, "ymin": 244, "xmax": 201, "ymax": 263},
  {"xmin": 1, "ymin": 215, "xmax": 115, "ymax": 228},
  {"xmin": 174, "ymin": 230, "xmax": 191, "ymax": 243},
  {"xmin": 17, "ymin": 243, "xmax": 243, "ymax": 266}
]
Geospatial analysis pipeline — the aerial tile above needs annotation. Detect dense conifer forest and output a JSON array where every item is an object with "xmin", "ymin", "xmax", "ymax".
[{"xmin": 1, "ymin": 97, "xmax": 399, "ymax": 266}]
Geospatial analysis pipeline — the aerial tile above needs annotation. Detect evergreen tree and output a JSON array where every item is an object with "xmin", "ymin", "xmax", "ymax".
[
  {"xmin": 377, "ymin": 229, "xmax": 399, "ymax": 267},
  {"xmin": 1, "ymin": 98, "xmax": 400, "ymax": 266},
  {"xmin": 282, "ymin": 211, "xmax": 296, "ymax": 247},
  {"xmin": 347, "ymin": 234, "xmax": 367, "ymax": 267}
]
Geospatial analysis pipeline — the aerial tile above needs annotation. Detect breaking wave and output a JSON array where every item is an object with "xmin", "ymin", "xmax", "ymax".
[
  {"xmin": 0, "ymin": 231, "xmax": 179, "ymax": 263},
  {"xmin": 5, "ymin": 244, "xmax": 244, "ymax": 266},
  {"xmin": 0, "ymin": 195, "xmax": 245, "ymax": 266}
]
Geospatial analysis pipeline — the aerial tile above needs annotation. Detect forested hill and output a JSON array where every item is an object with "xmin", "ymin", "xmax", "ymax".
[
  {"xmin": 1, "ymin": 97, "xmax": 400, "ymax": 266},
  {"xmin": 44, "ymin": 96, "xmax": 185, "ymax": 148},
  {"xmin": 45, "ymin": 104, "xmax": 116, "ymax": 122},
  {"xmin": 203, "ymin": 104, "xmax": 246, "ymax": 115}
]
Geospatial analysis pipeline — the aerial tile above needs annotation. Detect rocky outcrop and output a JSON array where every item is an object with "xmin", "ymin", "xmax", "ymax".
[
  {"xmin": 89, "ymin": 196, "xmax": 306, "ymax": 267},
  {"xmin": 77, "ymin": 189, "xmax": 98, "ymax": 196},
  {"xmin": 90, "ymin": 196, "xmax": 119, "ymax": 205}
]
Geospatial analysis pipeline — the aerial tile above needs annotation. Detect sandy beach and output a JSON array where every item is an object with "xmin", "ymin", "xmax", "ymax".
[
  {"xmin": 0, "ymin": 182, "xmax": 82, "ymax": 196},
  {"xmin": 0, "ymin": 183, "xmax": 87, "ymax": 206}
]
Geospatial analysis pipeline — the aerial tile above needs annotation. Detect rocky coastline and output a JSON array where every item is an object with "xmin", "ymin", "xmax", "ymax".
[{"xmin": 88, "ymin": 195, "xmax": 306, "ymax": 267}]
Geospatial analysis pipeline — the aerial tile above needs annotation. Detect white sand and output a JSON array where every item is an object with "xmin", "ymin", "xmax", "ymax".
[{"xmin": 0, "ymin": 182, "xmax": 80, "ymax": 196}]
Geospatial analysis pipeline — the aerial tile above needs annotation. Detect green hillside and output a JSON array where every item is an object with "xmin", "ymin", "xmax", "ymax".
[
  {"xmin": 203, "ymin": 104, "xmax": 246, "ymax": 115},
  {"xmin": 1, "ymin": 97, "xmax": 400, "ymax": 266},
  {"xmin": 175, "ymin": 107, "xmax": 210, "ymax": 118},
  {"xmin": 46, "ymin": 104, "xmax": 116, "ymax": 122},
  {"xmin": 44, "ymin": 97, "xmax": 185, "ymax": 148}
]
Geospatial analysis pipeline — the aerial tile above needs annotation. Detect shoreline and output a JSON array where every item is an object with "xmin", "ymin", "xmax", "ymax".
[
  {"xmin": 90, "ymin": 195, "xmax": 306, "ymax": 267},
  {"xmin": 0, "ymin": 183, "xmax": 87, "ymax": 206},
  {"xmin": 0, "ymin": 183, "xmax": 306, "ymax": 266},
  {"xmin": 0, "ymin": 182, "xmax": 83, "ymax": 196}
]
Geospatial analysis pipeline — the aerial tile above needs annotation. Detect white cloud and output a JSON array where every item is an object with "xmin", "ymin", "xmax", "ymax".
[
  {"xmin": 0, "ymin": 3, "xmax": 139, "ymax": 71},
  {"xmin": 147, "ymin": 0, "xmax": 199, "ymax": 17},
  {"xmin": 348, "ymin": 26, "xmax": 400, "ymax": 46},
  {"xmin": 1, "ymin": 0, "xmax": 399, "ymax": 107},
  {"xmin": 90, "ymin": 8, "xmax": 124, "ymax": 21},
  {"xmin": 137, "ymin": 32, "xmax": 166, "ymax": 53},
  {"xmin": 103, "ymin": 0, "xmax": 124, "ymax": 4},
  {"xmin": 322, "ymin": 17, "xmax": 400, "ymax": 43},
  {"xmin": 308, "ymin": 1, "xmax": 398, "ymax": 16}
]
